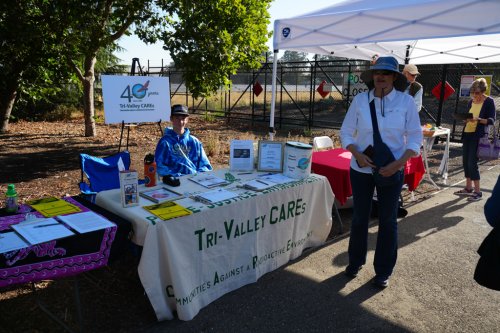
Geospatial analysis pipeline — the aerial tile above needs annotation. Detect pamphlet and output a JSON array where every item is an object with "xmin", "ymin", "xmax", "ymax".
[
  {"xmin": 143, "ymin": 201, "xmax": 192, "ymax": 221},
  {"xmin": 260, "ymin": 173, "xmax": 296, "ymax": 185},
  {"xmin": 240, "ymin": 178, "xmax": 276, "ymax": 191},
  {"xmin": 139, "ymin": 187, "xmax": 184, "ymax": 203},
  {"xmin": 191, "ymin": 188, "xmax": 239, "ymax": 204},
  {"xmin": 57, "ymin": 211, "xmax": 116, "ymax": 233},
  {"xmin": 28, "ymin": 196, "xmax": 81, "ymax": 217},
  {"xmin": 119, "ymin": 170, "xmax": 139, "ymax": 207},
  {"xmin": 0, "ymin": 232, "xmax": 29, "ymax": 253},
  {"xmin": 229, "ymin": 140, "xmax": 255, "ymax": 171},
  {"xmin": 189, "ymin": 174, "xmax": 229, "ymax": 188},
  {"xmin": 11, "ymin": 218, "xmax": 75, "ymax": 245}
]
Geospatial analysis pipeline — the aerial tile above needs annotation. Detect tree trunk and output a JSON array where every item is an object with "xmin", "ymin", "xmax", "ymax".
[
  {"xmin": 82, "ymin": 55, "xmax": 97, "ymax": 137},
  {"xmin": 0, "ymin": 80, "xmax": 19, "ymax": 133}
]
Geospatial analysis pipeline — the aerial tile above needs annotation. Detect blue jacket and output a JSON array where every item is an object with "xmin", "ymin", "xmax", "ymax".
[{"xmin": 155, "ymin": 127, "xmax": 213, "ymax": 177}]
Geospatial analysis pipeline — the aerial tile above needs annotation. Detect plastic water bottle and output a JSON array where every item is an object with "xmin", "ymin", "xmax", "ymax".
[
  {"xmin": 144, "ymin": 153, "xmax": 157, "ymax": 187},
  {"xmin": 5, "ymin": 184, "xmax": 18, "ymax": 213}
]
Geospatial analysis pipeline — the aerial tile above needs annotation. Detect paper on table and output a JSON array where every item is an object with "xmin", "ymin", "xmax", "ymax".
[
  {"xmin": 28, "ymin": 196, "xmax": 81, "ymax": 217},
  {"xmin": 260, "ymin": 173, "xmax": 296, "ymax": 184},
  {"xmin": 57, "ymin": 211, "xmax": 116, "ymax": 233},
  {"xmin": 240, "ymin": 179, "xmax": 276, "ymax": 191},
  {"xmin": 11, "ymin": 218, "xmax": 74, "ymax": 245},
  {"xmin": 0, "ymin": 232, "xmax": 29, "ymax": 253},
  {"xmin": 193, "ymin": 188, "xmax": 239, "ymax": 204},
  {"xmin": 189, "ymin": 174, "xmax": 229, "ymax": 188}
]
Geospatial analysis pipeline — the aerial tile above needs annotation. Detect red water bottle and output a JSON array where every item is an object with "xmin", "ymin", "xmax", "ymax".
[{"xmin": 144, "ymin": 153, "xmax": 157, "ymax": 187}]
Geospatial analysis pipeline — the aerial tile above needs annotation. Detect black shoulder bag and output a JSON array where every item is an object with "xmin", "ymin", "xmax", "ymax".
[{"xmin": 369, "ymin": 99, "xmax": 403, "ymax": 187}]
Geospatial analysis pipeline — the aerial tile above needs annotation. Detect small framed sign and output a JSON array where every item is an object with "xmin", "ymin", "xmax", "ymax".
[
  {"xmin": 229, "ymin": 140, "xmax": 254, "ymax": 171},
  {"xmin": 257, "ymin": 141, "xmax": 284, "ymax": 172},
  {"xmin": 139, "ymin": 187, "xmax": 184, "ymax": 203}
]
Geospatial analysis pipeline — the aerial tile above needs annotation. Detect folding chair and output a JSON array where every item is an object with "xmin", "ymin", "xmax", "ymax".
[
  {"xmin": 313, "ymin": 136, "xmax": 334, "ymax": 151},
  {"xmin": 79, "ymin": 150, "xmax": 131, "ymax": 203}
]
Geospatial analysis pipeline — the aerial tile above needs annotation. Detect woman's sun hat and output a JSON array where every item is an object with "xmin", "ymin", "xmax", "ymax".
[{"xmin": 360, "ymin": 56, "xmax": 407, "ymax": 91}]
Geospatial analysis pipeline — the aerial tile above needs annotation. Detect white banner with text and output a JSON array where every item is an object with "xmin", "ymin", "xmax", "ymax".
[
  {"xmin": 138, "ymin": 175, "xmax": 334, "ymax": 321},
  {"xmin": 101, "ymin": 75, "xmax": 170, "ymax": 124}
]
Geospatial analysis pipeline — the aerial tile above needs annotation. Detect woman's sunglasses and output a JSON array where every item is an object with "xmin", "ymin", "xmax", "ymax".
[{"xmin": 373, "ymin": 70, "xmax": 394, "ymax": 76}]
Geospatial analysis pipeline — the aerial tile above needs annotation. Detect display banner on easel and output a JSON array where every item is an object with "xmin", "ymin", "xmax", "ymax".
[{"xmin": 102, "ymin": 75, "xmax": 170, "ymax": 124}]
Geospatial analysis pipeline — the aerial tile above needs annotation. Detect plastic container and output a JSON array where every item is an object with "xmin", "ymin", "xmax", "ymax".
[
  {"xmin": 5, "ymin": 184, "xmax": 18, "ymax": 213},
  {"xmin": 283, "ymin": 141, "xmax": 313, "ymax": 179},
  {"xmin": 144, "ymin": 153, "xmax": 157, "ymax": 187}
]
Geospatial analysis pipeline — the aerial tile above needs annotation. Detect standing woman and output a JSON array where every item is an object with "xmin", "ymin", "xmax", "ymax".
[
  {"xmin": 454, "ymin": 78, "xmax": 496, "ymax": 201},
  {"xmin": 340, "ymin": 56, "xmax": 422, "ymax": 288}
]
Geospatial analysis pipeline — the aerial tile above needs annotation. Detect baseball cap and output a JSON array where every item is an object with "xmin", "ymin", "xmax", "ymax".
[
  {"xmin": 403, "ymin": 64, "xmax": 420, "ymax": 75},
  {"xmin": 171, "ymin": 104, "xmax": 189, "ymax": 116}
]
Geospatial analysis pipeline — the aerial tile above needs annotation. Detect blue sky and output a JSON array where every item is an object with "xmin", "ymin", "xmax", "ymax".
[{"xmin": 114, "ymin": 0, "xmax": 340, "ymax": 66}]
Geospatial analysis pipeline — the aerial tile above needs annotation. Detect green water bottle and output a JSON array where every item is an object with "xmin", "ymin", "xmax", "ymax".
[{"xmin": 5, "ymin": 184, "xmax": 18, "ymax": 213}]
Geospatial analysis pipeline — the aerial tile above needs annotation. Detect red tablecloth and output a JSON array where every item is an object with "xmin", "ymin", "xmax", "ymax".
[{"xmin": 311, "ymin": 148, "xmax": 425, "ymax": 205}]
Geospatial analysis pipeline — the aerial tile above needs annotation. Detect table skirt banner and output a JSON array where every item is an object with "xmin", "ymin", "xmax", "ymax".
[
  {"xmin": 138, "ymin": 175, "xmax": 334, "ymax": 321},
  {"xmin": 0, "ymin": 197, "xmax": 116, "ymax": 288}
]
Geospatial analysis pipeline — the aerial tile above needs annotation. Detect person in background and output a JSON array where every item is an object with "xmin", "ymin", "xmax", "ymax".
[
  {"xmin": 453, "ymin": 78, "xmax": 496, "ymax": 201},
  {"xmin": 340, "ymin": 56, "xmax": 422, "ymax": 288},
  {"xmin": 402, "ymin": 64, "xmax": 423, "ymax": 112},
  {"xmin": 155, "ymin": 104, "xmax": 212, "ymax": 177}
]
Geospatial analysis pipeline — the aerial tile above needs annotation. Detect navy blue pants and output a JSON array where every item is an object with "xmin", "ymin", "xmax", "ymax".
[
  {"xmin": 348, "ymin": 168, "xmax": 404, "ymax": 280},
  {"xmin": 462, "ymin": 133, "xmax": 480, "ymax": 181}
]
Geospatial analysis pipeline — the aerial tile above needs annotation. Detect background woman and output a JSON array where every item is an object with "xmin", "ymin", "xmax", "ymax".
[{"xmin": 454, "ymin": 78, "xmax": 496, "ymax": 201}]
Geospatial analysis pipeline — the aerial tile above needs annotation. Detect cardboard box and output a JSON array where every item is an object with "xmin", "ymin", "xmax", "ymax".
[{"xmin": 119, "ymin": 170, "xmax": 139, "ymax": 207}]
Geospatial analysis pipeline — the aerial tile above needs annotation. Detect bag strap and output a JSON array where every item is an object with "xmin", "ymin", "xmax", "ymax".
[{"xmin": 369, "ymin": 99, "xmax": 383, "ymax": 145}]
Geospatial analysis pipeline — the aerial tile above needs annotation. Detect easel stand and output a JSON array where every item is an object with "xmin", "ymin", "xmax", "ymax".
[{"xmin": 118, "ymin": 120, "xmax": 165, "ymax": 153}]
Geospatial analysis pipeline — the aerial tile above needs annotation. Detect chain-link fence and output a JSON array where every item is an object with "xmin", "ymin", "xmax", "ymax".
[{"xmin": 97, "ymin": 59, "xmax": 500, "ymax": 141}]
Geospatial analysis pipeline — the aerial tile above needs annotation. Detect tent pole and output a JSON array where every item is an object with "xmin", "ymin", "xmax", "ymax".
[
  {"xmin": 269, "ymin": 50, "xmax": 279, "ymax": 141},
  {"xmin": 405, "ymin": 45, "xmax": 410, "ymax": 64}
]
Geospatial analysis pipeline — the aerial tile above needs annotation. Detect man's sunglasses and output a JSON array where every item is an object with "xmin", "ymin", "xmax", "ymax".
[{"xmin": 373, "ymin": 70, "xmax": 394, "ymax": 76}]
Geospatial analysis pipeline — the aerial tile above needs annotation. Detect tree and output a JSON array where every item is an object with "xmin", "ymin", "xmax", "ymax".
[
  {"xmin": 280, "ymin": 51, "xmax": 309, "ymax": 63},
  {"xmin": 138, "ymin": 0, "xmax": 272, "ymax": 97},
  {"xmin": 1, "ymin": 0, "xmax": 272, "ymax": 137},
  {"xmin": 0, "ymin": 1, "xmax": 71, "ymax": 133}
]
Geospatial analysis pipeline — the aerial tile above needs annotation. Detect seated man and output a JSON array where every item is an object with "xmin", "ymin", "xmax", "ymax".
[{"xmin": 155, "ymin": 104, "xmax": 213, "ymax": 177}]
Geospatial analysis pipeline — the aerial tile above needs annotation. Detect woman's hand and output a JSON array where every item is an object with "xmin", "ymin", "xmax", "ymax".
[
  {"xmin": 353, "ymin": 151, "xmax": 375, "ymax": 168},
  {"xmin": 379, "ymin": 160, "xmax": 404, "ymax": 177}
]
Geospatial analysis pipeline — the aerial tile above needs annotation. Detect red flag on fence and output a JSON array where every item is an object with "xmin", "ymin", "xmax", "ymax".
[
  {"xmin": 316, "ymin": 80, "xmax": 329, "ymax": 98},
  {"xmin": 431, "ymin": 81, "xmax": 455, "ymax": 101},
  {"xmin": 253, "ymin": 81, "xmax": 263, "ymax": 97}
]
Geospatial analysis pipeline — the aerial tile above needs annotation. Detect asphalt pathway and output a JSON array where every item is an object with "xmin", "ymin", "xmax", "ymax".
[{"xmin": 143, "ymin": 165, "xmax": 500, "ymax": 333}]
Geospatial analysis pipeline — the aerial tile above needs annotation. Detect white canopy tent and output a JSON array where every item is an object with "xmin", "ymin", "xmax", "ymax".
[{"xmin": 269, "ymin": 0, "xmax": 500, "ymax": 138}]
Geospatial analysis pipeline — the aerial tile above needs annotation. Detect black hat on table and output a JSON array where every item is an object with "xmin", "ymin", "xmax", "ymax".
[{"xmin": 360, "ymin": 56, "xmax": 407, "ymax": 92}]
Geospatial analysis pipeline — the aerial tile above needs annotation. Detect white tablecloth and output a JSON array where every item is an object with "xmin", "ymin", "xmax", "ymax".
[{"xmin": 96, "ymin": 170, "xmax": 334, "ymax": 321}]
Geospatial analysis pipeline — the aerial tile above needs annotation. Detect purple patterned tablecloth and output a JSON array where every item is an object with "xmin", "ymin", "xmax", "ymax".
[{"xmin": 0, "ymin": 197, "xmax": 116, "ymax": 288}]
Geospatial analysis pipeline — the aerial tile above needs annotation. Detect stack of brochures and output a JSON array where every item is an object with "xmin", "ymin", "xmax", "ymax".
[
  {"xmin": 189, "ymin": 174, "xmax": 229, "ymax": 188},
  {"xmin": 191, "ymin": 188, "xmax": 239, "ymax": 204}
]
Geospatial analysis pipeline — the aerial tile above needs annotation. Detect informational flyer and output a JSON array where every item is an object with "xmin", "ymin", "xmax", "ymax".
[
  {"xmin": 229, "ymin": 140, "xmax": 255, "ymax": 171},
  {"xmin": 257, "ymin": 141, "xmax": 284, "ymax": 172}
]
